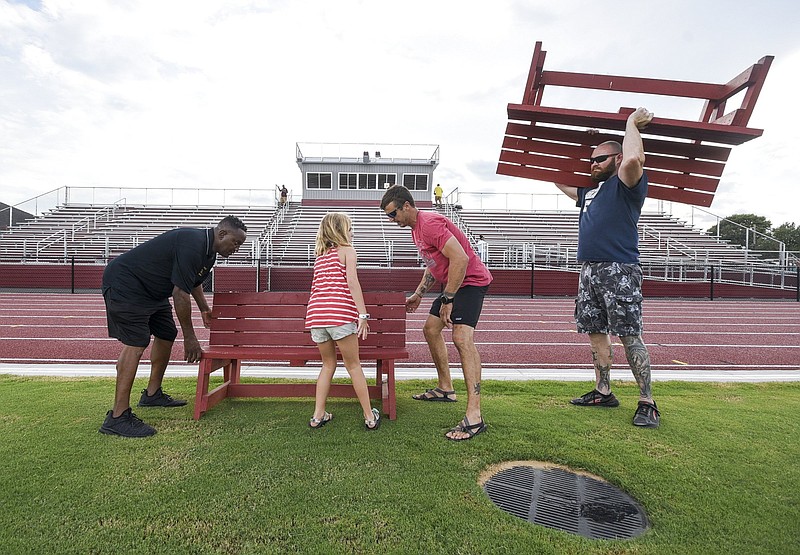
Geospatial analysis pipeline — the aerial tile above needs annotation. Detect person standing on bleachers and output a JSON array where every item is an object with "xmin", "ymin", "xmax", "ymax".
[
  {"xmin": 381, "ymin": 185, "xmax": 492, "ymax": 441},
  {"xmin": 279, "ymin": 185, "xmax": 288, "ymax": 207},
  {"xmin": 553, "ymin": 107, "xmax": 660, "ymax": 428},
  {"xmin": 99, "ymin": 216, "xmax": 248, "ymax": 437},
  {"xmin": 433, "ymin": 184, "xmax": 443, "ymax": 207},
  {"xmin": 476, "ymin": 235, "xmax": 489, "ymax": 264}
]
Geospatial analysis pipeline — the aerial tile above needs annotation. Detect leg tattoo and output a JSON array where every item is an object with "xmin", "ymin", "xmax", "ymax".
[
  {"xmin": 592, "ymin": 347, "xmax": 613, "ymax": 392},
  {"xmin": 473, "ymin": 382, "xmax": 481, "ymax": 395},
  {"xmin": 621, "ymin": 336, "xmax": 652, "ymax": 399}
]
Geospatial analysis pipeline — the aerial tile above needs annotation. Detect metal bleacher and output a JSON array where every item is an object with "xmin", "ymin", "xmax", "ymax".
[
  {"xmin": 0, "ymin": 200, "xmax": 768, "ymax": 274},
  {"xmin": 0, "ymin": 203, "xmax": 275, "ymax": 263},
  {"xmin": 454, "ymin": 208, "xmax": 761, "ymax": 269}
]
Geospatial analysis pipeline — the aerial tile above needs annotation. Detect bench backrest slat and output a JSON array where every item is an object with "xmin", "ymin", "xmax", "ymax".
[{"xmin": 208, "ymin": 291, "xmax": 407, "ymax": 349}]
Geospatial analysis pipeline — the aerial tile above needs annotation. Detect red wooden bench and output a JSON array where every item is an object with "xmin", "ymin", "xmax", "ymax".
[
  {"xmin": 498, "ymin": 41, "xmax": 773, "ymax": 207},
  {"xmin": 194, "ymin": 291, "xmax": 408, "ymax": 420}
]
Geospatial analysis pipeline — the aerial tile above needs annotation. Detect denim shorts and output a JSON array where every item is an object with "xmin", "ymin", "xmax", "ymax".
[
  {"xmin": 575, "ymin": 262, "xmax": 643, "ymax": 337},
  {"xmin": 310, "ymin": 322, "xmax": 357, "ymax": 343}
]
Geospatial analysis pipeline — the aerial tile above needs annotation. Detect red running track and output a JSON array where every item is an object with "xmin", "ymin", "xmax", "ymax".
[{"xmin": 0, "ymin": 293, "xmax": 798, "ymax": 371}]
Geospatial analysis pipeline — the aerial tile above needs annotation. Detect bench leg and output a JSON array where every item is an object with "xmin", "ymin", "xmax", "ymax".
[
  {"xmin": 226, "ymin": 358, "xmax": 242, "ymax": 384},
  {"xmin": 194, "ymin": 358, "xmax": 237, "ymax": 420},
  {"xmin": 194, "ymin": 359, "xmax": 213, "ymax": 420},
  {"xmin": 377, "ymin": 359, "xmax": 397, "ymax": 420}
]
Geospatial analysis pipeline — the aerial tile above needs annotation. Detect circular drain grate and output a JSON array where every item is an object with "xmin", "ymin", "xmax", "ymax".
[{"xmin": 483, "ymin": 463, "xmax": 649, "ymax": 540}]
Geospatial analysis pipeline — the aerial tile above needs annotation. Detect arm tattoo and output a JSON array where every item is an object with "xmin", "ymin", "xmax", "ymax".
[
  {"xmin": 621, "ymin": 335, "xmax": 652, "ymax": 398},
  {"xmin": 417, "ymin": 272, "xmax": 436, "ymax": 296}
]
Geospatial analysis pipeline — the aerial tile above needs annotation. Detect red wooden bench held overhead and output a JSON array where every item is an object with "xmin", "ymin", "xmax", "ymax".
[
  {"xmin": 498, "ymin": 41, "xmax": 773, "ymax": 207},
  {"xmin": 194, "ymin": 291, "xmax": 409, "ymax": 420}
]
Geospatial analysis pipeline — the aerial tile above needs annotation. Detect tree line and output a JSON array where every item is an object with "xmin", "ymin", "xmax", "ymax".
[{"xmin": 708, "ymin": 214, "xmax": 800, "ymax": 261}]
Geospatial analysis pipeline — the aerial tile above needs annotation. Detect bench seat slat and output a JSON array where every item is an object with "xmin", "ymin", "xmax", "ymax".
[
  {"xmin": 210, "ymin": 318, "xmax": 407, "ymax": 333},
  {"xmin": 207, "ymin": 333, "xmax": 408, "ymax": 349},
  {"xmin": 504, "ymin": 121, "xmax": 733, "ymax": 161},
  {"xmin": 507, "ymin": 104, "xmax": 764, "ymax": 145},
  {"xmin": 202, "ymin": 346, "xmax": 410, "ymax": 360},
  {"xmin": 212, "ymin": 303, "xmax": 406, "ymax": 319},
  {"xmin": 495, "ymin": 163, "xmax": 717, "ymax": 207}
]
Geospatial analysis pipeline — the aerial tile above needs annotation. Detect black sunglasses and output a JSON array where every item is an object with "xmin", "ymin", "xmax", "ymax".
[
  {"xmin": 589, "ymin": 153, "xmax": 620, "ymax": 164},
  {"xmin": 385, "ymin": 204, "xmax": 402, "ymax": 219}
]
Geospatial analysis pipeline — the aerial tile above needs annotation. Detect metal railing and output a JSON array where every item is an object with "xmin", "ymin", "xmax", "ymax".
[
  {"xmin": 3, "ymin": 257, "xmax": 797, "ymax": 301},
  {"xmin": 254, "ymin": 199, "xmax": 289, "ymax": 263},
  {"xmin": 496, "ymin": 241, "xmax": 799, "ymax": 290}
]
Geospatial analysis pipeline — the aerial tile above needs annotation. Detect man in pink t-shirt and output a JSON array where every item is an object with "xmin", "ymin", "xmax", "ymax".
[{"xmin": 381, "ymin": 185, "xmax": 492, "ymax": 441}]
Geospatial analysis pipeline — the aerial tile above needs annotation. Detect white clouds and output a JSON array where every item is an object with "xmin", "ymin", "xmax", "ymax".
[
  {"xmin": 1, "ymin": 0, "xmax": 799, "ymax": 226},
  {"xmin": 698, "ymin": 49, "xmax": 800, "ymax": 227}
]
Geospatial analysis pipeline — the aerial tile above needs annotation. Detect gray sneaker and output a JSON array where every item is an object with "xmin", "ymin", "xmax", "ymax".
[
  {"xmin": 99, "ymin": 408, "xmax": 157, "ymax": 437},
  {"xmin": 138, "ymin": 387, "xmax": 187, "ymax": 407},
  {"xmin": 633, "ymin": 401, "xmax": 660, "ymax": 428}
]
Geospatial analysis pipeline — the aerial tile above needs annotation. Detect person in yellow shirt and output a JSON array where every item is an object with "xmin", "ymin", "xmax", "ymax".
[{"xmin": 433, "ymin": 184, "xmax": 443, "ymax": 207}]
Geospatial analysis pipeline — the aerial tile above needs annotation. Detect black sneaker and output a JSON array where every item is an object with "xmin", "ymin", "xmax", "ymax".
[
  {"xmin": 138, "ymin": 387, "xmax": 187, "ymax": 407},
  {"xmin": 99, "ymin": 408, "xmax": 156, "ymax": 437},
  {"xmin": 633, "ymin": 401, "xmax": 660, "ymax": 428},
  {"xmin": 570, "ymin": 389, "xmax": 620, "ymax": 407}
]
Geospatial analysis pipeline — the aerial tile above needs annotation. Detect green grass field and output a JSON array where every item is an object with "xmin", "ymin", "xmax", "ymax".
[{"xmin": 1, "ymin": 376, "xmax": 798, "ymax": 554}]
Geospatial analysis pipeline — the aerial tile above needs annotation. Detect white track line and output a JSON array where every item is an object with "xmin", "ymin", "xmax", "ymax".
[{"xmin": 1, "ymin": 363, "xmax": 798, "ymax": 382}]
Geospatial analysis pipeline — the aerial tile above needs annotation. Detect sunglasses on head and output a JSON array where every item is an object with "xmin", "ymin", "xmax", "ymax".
[{"xmin": 589, "ymin": 153, "xmax": 620, "ymax": 164}]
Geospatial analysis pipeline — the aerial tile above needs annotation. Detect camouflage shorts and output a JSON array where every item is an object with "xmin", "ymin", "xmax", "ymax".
[{"xmin": 575, "ymin": 262, "xmax": 643, "ymax": 336}]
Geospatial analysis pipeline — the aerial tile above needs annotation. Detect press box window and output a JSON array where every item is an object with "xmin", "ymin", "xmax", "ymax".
[
  {"xmin": 339, "ymin": 173, "xmax": 358, "ymax": 190},
  {"xmin": 403, "ymin": 174, "xmax": 429, "ymax": 191},
  {"xmin": 339, "ymin": 173, "xmax": 397, "ymax": 190},
  {"xmin": 307, "ymin": 173, "xmax": 332, "ymax": 189}
]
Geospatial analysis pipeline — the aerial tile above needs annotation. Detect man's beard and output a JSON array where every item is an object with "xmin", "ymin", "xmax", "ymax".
[{"xmin": 591, "ymin": 160, "xmax": 617, "ymax": 183}]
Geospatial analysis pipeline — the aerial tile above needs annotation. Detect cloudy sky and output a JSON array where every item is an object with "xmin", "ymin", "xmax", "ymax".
[{"xmin": 2, "ymin": 0, "xmax": 798, "ymax": 229}]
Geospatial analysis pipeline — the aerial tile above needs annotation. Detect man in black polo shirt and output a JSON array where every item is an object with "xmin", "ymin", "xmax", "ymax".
[{"xmin": 99, "ymin": 216, "xmax": 247, "ymax": 437}]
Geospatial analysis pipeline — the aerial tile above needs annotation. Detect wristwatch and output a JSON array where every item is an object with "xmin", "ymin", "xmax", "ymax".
[
  {"xmin": 358, "ymin": 313, "xmax": 370, "ymax": 320},
  {"xmin": 439, "ymin": 294, "xmax": 454, "ymax": 305}
]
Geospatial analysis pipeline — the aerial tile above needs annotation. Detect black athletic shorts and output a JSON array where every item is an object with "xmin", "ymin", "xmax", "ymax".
[
  {"xmin": 103, "ymin": 289, "xmax": 178, "ymax": 348},
  {"xmin": 429, "ymin": 285, "xmax": 489, "ymax": 328}
]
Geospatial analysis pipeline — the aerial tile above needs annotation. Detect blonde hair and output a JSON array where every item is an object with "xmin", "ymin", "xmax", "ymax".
[{"xmin": 314, "ymin": 212, "xmax": 353, "ymax": 257}]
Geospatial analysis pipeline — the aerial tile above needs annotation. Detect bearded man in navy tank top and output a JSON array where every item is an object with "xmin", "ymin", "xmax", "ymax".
[{"xmin": 555, "ymin": 107, "xmax": 660, "ymax": 428}]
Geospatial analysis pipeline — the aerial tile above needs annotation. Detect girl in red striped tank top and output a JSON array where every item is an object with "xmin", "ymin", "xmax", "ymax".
[{"xmin": 305, "ymin": 213, "xmax": 380, "ymax": 430}]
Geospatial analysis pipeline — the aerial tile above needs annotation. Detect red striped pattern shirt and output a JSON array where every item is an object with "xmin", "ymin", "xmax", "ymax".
[{"xmin": 304, "ymin": 248, "xmax": 359, "ymax": 328}]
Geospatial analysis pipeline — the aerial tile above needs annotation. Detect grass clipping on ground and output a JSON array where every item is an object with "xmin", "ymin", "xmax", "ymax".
[{"xmin": 1, "ymin": 376, "xmax": 798, "ymax": 554}]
